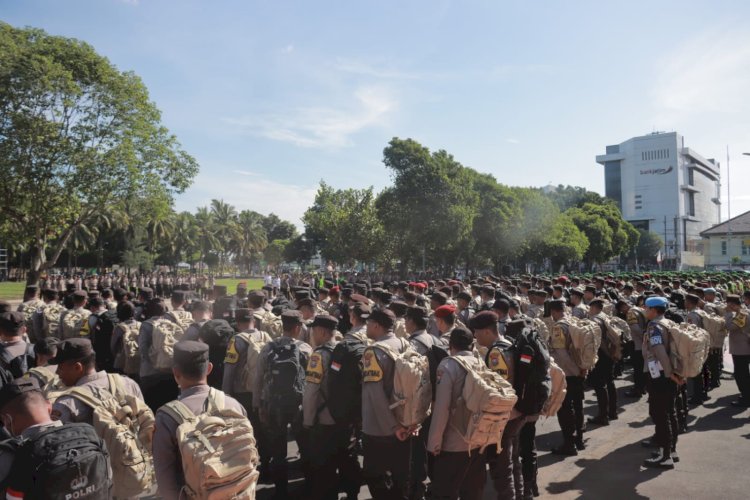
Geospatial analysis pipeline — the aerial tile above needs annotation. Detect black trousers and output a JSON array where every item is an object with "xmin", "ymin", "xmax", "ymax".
[
  {"xmin": 307, "ymin": 424, "xmax": 362, "ymax": 500},
  {"xmin": 363, "ymin": 434, "xmax": 412, "ymax": 500},
  {"xmin": 487, "ymin": 416, "xmax": 526, "ymax": 500},
  {"xmin": 707, "ymin": 349, "xmax": 722, "ymax": 388},
  {"xmin": 410, "ymin": 415, "xmax": 429, "ymax": 499},
  {"xmin": 733, "ymin": 354, "xmax": 750, "ymax": 401},
  {"xmin": 234, "ymin": 393, "xmax": 270, "ymax": 468},
  {"xmin": 631, "ymin": 350, "xmax": 646, "ymax": 393},
  {"xmin": 430, "ymin": 450, "xmax": 486, "ymax": 500},
  {"xmin": 557, "ymin": 376, "xmax": 584, "ymax": 441},
  {"xmin": 519, "ymin": 420, "xmax": 537, "ymax": 490},
  {"xmin": 647, "ymin": 376, "xmax": 677, "ymax": 452},
  {"xmin": 589, "ymin": 355, "xmax": 617, "ymax": 418},
  {"xmin": 267, "ymin": 411, "xmax": 304, "ymax": 496}
]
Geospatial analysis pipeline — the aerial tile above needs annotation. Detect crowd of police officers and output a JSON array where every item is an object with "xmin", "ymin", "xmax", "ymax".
[{"xmin": 0, "ymin": 270, "xmax": 748, "ymax": 499}]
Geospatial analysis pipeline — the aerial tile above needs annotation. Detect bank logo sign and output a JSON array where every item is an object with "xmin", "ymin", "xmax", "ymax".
[{"xmin": 640, "ymin": 166, "xmax": 673, "ymax": 175}]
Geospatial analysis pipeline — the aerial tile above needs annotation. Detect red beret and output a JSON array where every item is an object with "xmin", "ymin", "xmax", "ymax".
[
  {"xmin": 434, "ymin": 304, "xmax": 457, "ymax": 318},
  {"xmin": 415, "ymin": 283, "xmax": 427, "ymax": 290}
]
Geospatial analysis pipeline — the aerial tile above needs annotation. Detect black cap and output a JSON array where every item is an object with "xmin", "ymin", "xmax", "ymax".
[
  {"xmin": 0, "ymin": 377, "xmax": 42, "ymax": 410},
  {"xmin": 50, "ymin": 338, "xmax": 94, "ymax": 364},
  {"xmin": 72, "ymin": 290, "xmax": 87, "ymax": 299},
  {"xmin": 173, "ymin": 340, "xmax": 209, "ymax": 369},
  {"xmin": 350, "ymin": 302, "xmax": 371, "ymax": 318},
  {"xmin": 431, "ymin": 292, "xmax": 448, "ymax": 306},
  {"xmin": 388, "ymin": 300, "xmax": 408, "ymax": 316},
  {"xmin": 172, "ymin": 290, "xmax": 188, "ymax": 302},
  {"xmin": 235, "ymin": 308, "xmax": 254, "ymax": 322},
  {"xmin": 297, "ymin": 298, "xmax": 314, "ymax": 309},
  {"xmin": 310, "ymin": 314, "xmax": 339, "ymax": 330},
  {"xmin": 469, "ymin": 310, "xmax": 498, "ymax": 330},
  {"xmin": 449, "ymin": 326, "xmax": 474, "ymax": 351},
  {"xmin": 34, "ymin": 337, "xmax": 60, "ymax": 357},
  {"xmin": 367, "ymin": 308, "xmax": 396, "ymax": 329},
  {"xmin": 281, "ymin": 309, "xmax": 303, "ymax": 323},
  {"xmin": 404, "ymin": 305, "xmax": 428, "ymax": 322},
  {"xmin": 456, "ymin": 291, "xmax": 472, "ymax": 302},
  {"xmin": 0, "ymin": 311, "xmax": 25, "ymax": 334}
]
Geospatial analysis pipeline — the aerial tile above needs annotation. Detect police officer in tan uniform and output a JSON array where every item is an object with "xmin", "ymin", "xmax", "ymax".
[
  {"xmin": 427, "ymin": 327, "xmax": 486, "ymax": 500},
  {"xmin": 50, "ymin": 338, "xmax": 144, "ymax": 424},
  {"xmin": 361, "ymin": 308, "xmax": 417, "ymax": 499},
  {"xmin": 548, "ymin": 300, "xmax": 586, "ymax": 455},
  {"xmin": 725, "ymin": 294, "xmax": 750, "ymax": 407},
  {"xmin": 152, "ymin": 341, "xmax": 246, "ymax": 498},
  {"xmin": 569, "ymin": 289, "xmax": 588, "ymax": 319},
  {"xmin": 303, "ymin": 314, "xmax": 361, "ymax": 500}
]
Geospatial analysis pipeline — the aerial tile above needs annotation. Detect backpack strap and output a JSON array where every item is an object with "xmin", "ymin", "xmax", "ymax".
[
  {"xmin": 68, "ymin": 385, "xmax": 106, "ymax": 410},
  {"xmin": 206, "ymin": 388, "xmax": 225, "ymax": 413},
  {"xmin": 162, "ymin": 399, "xmax": 196, "ymax": 426},
  {"xmin": 107, "ymin": 373, "xmax": 126, "ymax": 400}
]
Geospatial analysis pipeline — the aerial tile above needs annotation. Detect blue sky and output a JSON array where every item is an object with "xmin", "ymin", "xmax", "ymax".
[{"xmin": 5, "ymin": 0, "xmax": 750, "ymax": 226}]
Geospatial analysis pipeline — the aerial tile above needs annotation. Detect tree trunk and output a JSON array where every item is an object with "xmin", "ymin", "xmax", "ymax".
[{"xmin": 27, "ymin": 244, "xmax": 46, "ymax": 286}]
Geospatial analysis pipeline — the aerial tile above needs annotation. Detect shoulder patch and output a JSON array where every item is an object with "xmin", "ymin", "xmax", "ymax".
[
  {"xmin": 551, "ymin": 325, "xmax": 566, "ymax": 349},
  {"xmin": 733, "ymin": 312, "xmax": 747, "ymax": 328},
  {"xmin": 487, "ymin": 347, "xmax": 509, "ymax": 378},
  {"xmin": 224, "ymin": 337, "xmax": 239, "ymax": 364},
  {"xmin": 362, "ymin": 348, "xmax": 383, "ymax": 383},
  {"xmin": 305, "ymin": 352, "xmax": 324, "ymax": 383}
]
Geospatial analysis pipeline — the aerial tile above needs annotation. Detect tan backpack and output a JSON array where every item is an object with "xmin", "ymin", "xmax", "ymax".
[
  {"xmin": 61, "ymin": 308, "xmax": 91, "ymax": 339},
  {"xmin": 27, "ymin": 366, "xmax": 68, "ymax": 404},
  {"xmin": 254, "ymin": 310, "xmax": 283, "ymax": 339},
  {"xmin": 168, "ymin": 309, "xmax": 194, "ymax": 331},
  {"xmin": 601, "ymin": 317, "xmax": 626, "ymax": 361},
  {"xmin": 236, "ymin": 332, "xmax": 272, "ymax": 392},
  {"xmin": 695, "ymin": 310, "xmax": 727, "ymax": 348},
  {"xmin": 68, "ymin": 374, "xmax": 155, "ymax": 498},
  {"xmin": 393, "ymin": 317, "xmax": 409, "ymax": 339},
  {"xmin": 41, "ymin": 303, "xmax": 65, "ymax": 339},
  {"xmin": 541, "ymin": 360, "xmax": 567, "ymax": 418},
  {"xmin": 161, "ymin": 389, "xmax": 260, "ymax": 500},
  {"xmin": 561, "ymin": 317, "xmax": 601, "ymax": 370},
  {"xmin": 117, "ymin": 321, "xmax": 143, "ymax": 376},
  {"xmin": 19, "ymin": 300, "xmax": 42, "ymax": 337},
  {"xmin": 450, "ymin": 356, "xmax": 517, "ymax": 453},
  {"xmin": 533, "ymin": 317, "xmax": 553, "ymax": 345},
  {"xmin": 372, "ymin": 339, "xmax": 432, "ymax": 427},
  {"xmin": 150, "ymin": 318, "xmax": 185, "ymax": 371},
  {"xmin": 658, "ymin": 319, "xmax": 710, "ymax": 378}
]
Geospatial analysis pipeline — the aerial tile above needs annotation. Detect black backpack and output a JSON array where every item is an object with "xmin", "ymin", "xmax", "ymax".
[
  {"xmin": 92, "ymin": 310, "xmax": 119, "ymax": 372},
  {"xmin": 327, "ymin": 337, "xmax": 366, "ymax": 424},
  {"xmin": 509, "ymin": 327, "xmax": 551, "ymax": 416},
  {"xmin": 1, "ymin": 423, "xmax": 111, "ymax": 500},
  {"xmin": 0, "ymin": 343, "xmax": 35, "ymax": 379},
  {"xmin": 426, "ymin": 343, "xmax": 449, "ymax": 401},
  {"xmin": 199, "ymin": 319, "xmax": 234, "ymax": 389},
  {"xmin": 264, "ymin": 339, "xmax": 306, "ymax": 421}
]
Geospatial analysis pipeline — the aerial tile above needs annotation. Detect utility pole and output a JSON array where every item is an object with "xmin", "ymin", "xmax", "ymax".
[
  {"xmin": 727, "ymin": 145, "xmax": 732, "ymax": 269},
  {"xmin": 664, "ymin": 216, "xmax": 668, "ymax": 269}
]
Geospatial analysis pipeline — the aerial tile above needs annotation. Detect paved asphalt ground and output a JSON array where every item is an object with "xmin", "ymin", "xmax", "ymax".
[{"xmin": 258, "ymin": 363, "xmax": 749, "ymax": 499}]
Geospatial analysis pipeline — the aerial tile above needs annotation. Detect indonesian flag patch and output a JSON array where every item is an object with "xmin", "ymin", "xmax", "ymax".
[
  {"xmin": 7, "ymin": 488, "xmax": 24, "ymax": 500},
  {"xmin": 520, "ymin": 354, "xmax": 533, "ymax": 364},
  {"xmin": 331, "ymin": 361, "xmax": 342, "ymax": 372}
]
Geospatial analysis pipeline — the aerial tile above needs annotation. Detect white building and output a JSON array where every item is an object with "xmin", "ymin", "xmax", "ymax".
[
  {"xmin": 700, "ymin": 210, "xmax": 750, "ymax": 269},
  {"xmin": 596, "ymin": 132, "xmax": 721, "ymax": 267}
]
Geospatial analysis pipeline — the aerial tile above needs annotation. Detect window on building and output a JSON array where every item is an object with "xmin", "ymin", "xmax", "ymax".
[
  {"xmin": 688, "ymin": 168, "xmax": 694, "ymax": 186},
  {"xmin": 722, "ymin": 241, "xmax": 727, "ymax": 255},
  {"xmin": 743, "ymin": 241, "xmax": 749, "ymax": 256},
  {"xmin": 688, "ymin": 192, "xmax": 695, "ymax": 217}
]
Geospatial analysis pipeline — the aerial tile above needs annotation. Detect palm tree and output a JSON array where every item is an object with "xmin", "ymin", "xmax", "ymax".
[
  {"xmin": 146, "ymin": 211, "xmax": 176, "ymax": 257},
  {"xmin": 210, "ymin": 199, "xmax": 239, "ymax": 275},
  {"xmin": 67, "ymin": 223, "xmax": 97, "ymax": 272},
  {"xmin": 232, "ymin": 210, "xmax": 268, "ymax": 274},
  {"xmin": 195, "ymin": 207, "xmax": 218, "ymax": 273},
  {"xmin": 173, "ymin": 212, "xmax": 198, "ymax": 268}
]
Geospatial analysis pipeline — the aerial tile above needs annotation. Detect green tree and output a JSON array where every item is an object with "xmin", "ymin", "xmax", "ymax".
[
  {"xmin": 635, "ymin": 230, "xmax": 663, "ymax": 263},
  {"xmin": 284, "ymin": 235, "xmax": 317, "ymax": 268},
  {"xmin": 264, "ymin": 239, "xmax": 289, "ymax": 269},
  {"xmin": 303, "ymin": 182, "xmax": 384, "ymax": 267},
  {"xmin": 0, "ymin": 24, "xmax": 198, "ymax": 284},
  {"xmin": 261, "ymin": 213, "xmax": 298, "ymax": 241},
  {"xmin": 210, "ymin": 199, "xmax": 239, "ymax": 275},
  {"xmin": 232, "ymin": 210, "xmax": 268, "ymax": 274},
  {"xmin": 566, "ymin": 203, "xmax": 638, "ymax": 268}
]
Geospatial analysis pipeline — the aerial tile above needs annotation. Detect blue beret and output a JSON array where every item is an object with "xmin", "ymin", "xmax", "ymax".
[
  {"xmin": 703, "ymin": 288, "xmax": 716, "ymax": 294},
  {"xmin": 645, "ymin": 296, "xmax": 669, "ymax": 308}
]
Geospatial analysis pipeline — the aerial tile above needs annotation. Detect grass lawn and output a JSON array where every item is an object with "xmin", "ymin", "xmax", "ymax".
[{"xmin": 0, "ymin": 278, "xmax": 265, "ymax": 301}]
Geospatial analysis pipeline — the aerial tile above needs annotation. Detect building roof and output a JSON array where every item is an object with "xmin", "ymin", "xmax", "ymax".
[{"xmin": 701, "ymin": 210, "xmax": 750, "ymax": 237}]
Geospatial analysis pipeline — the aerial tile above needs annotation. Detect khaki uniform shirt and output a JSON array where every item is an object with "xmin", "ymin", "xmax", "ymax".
[
  {"xmin": 361, "ymin": 333, "xmax": 408, "ymax": 436},
  {"xmin": 626, "ymin": 307, "xmax": 646, "ymax": 351},
  {"xmin": 427, "ymin": 351, "xmax": 484, "ymax": 453},
  {"xmin": 409, "ymin": 329, "xmax": 437, "ymax": 355},
  {"xmin": 153, "ymin": 385, "xmax": 246, "ymax": 499},
  {"xmin": 302, "ymin": 340, "xmax": 337, "ymax": 427},
  {"xmin": 725, "ymin": 310, "xmax": 750, "ymax": 355}
]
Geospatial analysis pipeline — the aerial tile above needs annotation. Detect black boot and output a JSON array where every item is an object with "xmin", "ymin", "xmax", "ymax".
[
  {"xmin": 574, "ymin": 435, "xmax": 586, "ymax": 451},
  {"xmin": 552, "ymin": 439, "xmax": 578, "ymax": 456}
]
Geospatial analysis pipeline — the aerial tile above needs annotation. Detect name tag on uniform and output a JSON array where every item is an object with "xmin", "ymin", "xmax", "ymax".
[
  {"xmin": 648, "ymin": 360, "xmax": 662, "ymax": 379},
  {"xmin": 305, "ymin": 352, "xmax": 324, "ymax": 384},
  {"xmin": 362, "ymin": 349, "xmax": 383, "ymax": 382}
]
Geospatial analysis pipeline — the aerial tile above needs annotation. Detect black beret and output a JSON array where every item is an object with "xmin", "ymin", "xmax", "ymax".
[
  {"xmin": 548, "ymin": 299, "xmax": 567, "ymax": 311},
  {"xmin": 34, "ymin": 337, "xmax": 59, "ymax": 357},
  {"xmin": 72, "ymin": 290, "xmax": 87, "ymax": 299},
  {"xmin": 685, "ymin": 294, "xmax": 700, "ymax": 303},
  {"xmin": 350, "ymin": 302, "xmax": 371, "ymax": 318},
  {"xmin": 469, "ymin": 311, "xmax": 498, "ymax": 330},
  {"xmin": 367, "ymin": 308, "xmax": 395, "ymax": 329},
  {"xmin": 198, "ymin": 320, "xmax": 234, "ymax": 347},
  {"xmin": 172, "ymin": 290, "xmax": 188, "ymax": 302},
  {"xmin": 88, "ymin": 297, "xmax": 104, "ymax": 308},
  {"xmin": 449, "ymin": 326, "xmax": 474, "ymax": 350},
  {"xmin": 456, "ymin": 291, "xmax": 472, "ymax": 302},
  {"xmin": 50, "ymin": 338, "xmax": 94, "ymax": 364},
  {"xmin": 173, "ymin": 340, "xmax": 209, "ymax": 368},
  {"xmin": 404, "ymin": 305, "xmax": 428, "ymax": 322},
  {"xmin": 297, "ymin": 298, "xmax": 314, "ymax": 309},
  {"xmin": 310, "ymin": 314, "xmax": 339, "ymax": 330},
  {"xmin": 0, "ymin": 377, "xmax": 42, "ymax": 410},
  {"xmin": 431, "ymin": 292, "xmax": 448, "ymax": 306}
]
